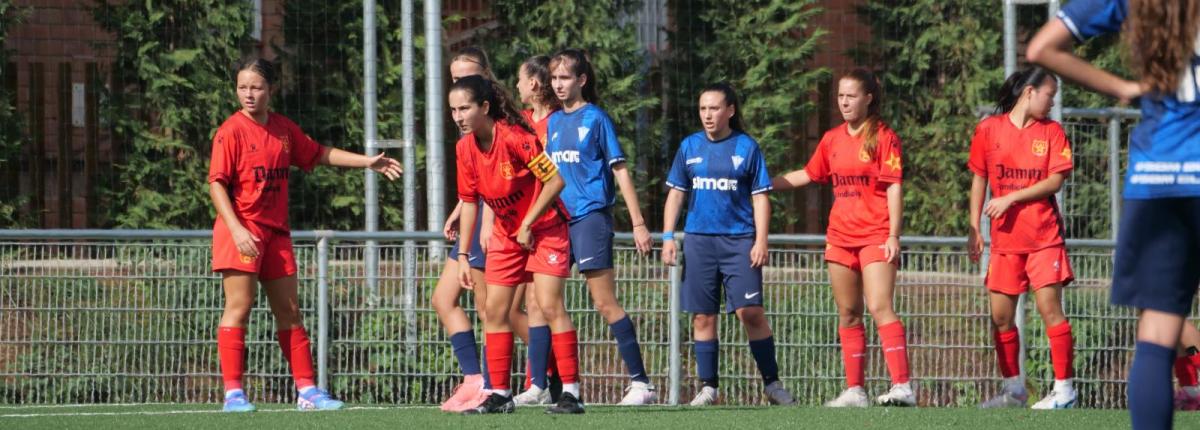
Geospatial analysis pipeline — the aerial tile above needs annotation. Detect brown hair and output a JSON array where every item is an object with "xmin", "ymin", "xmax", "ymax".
[
  {"xmin": 841, "ymin": 69, "xmax": 883, "ymax": 158},
  {"xmin": 450, "ymin": 46, "xmax": 497, "ymax": 81},
  {"xmin": 449, "ymin": 75, "xmax": 535, "ymax": 135},
  {"xmin": 549, "ymin": 48, "xmax": 599, "ymax": 103},
  {"xmin": 521, "ymin": 55, "xmax": 561, "ymax": 110},
  {"xmin": 1124, "ymin": 0, "xmax": 1200, "ymax": 95},
  {"xmin": 236, "ymin": 58, "xmax": 277, "ymax": 86}
]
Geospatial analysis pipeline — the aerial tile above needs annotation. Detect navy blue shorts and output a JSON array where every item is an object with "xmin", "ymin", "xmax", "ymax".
[
  {"xmin": 682, "ymin": 234, "xmax": 763, "ymax": 314},
  {"xmin": 448, "ymin": 206, "xmax": 486, "ymax": 270},
  {"xmin": 568, "ymin": 209, "xmax": 614, "ymax": 272},
  {"xmin": 1112, "ymin": 198, "xmax": 1200, "ymax": 316}
]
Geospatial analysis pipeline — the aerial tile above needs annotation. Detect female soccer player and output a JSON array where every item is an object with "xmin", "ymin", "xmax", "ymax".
[
  {"xmin": 661, "ymin": 82, "xmax": 796, "ymax": 407},
  {"xmin": 529, "ymin": 48, "xmax": 656, "ymax": 406},
  {"xmin": 1028, "ymin": 1, "xmax": 1200, "ymax": 427},
  {"xmin": 208, "ymin": 58, "xmax": 402, "ymax": 412},
  {"xmin": 967, "ymin": 67, "xmax": 1077, "ymax": 410},
  {"xmin": 772, "ymin": 69, "xmax": 914, "ymax": 408},
  {"xmin": 450, "ymin": 75, "xmax": 583, "ymax": 415}
]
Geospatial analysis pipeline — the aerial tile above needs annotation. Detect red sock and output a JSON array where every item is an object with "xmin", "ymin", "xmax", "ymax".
[
  {"xmin": 277, "ymin": 327, "xmax": 316, "ymax": 390},
  {"xmin": 878, "ymin": 321, "xmax": 911, "ymax": 384},
  {"xmin": 993, "ymin": 327, "xmax": 1021, "ymax": 378},
  {"xmin": 486, "ymin": 332, "xmax": 514, "ymax": 390},
  {"xmin": 551, "ymin": 331, "xmax": 579, "ymax": 384},
  {"xmin": 1046, "ymin": 321, "xmax": 1074, "ymax": 380},
  {"xmin": 524, "ymin": 359, "xmax": 533, "ymax": 390},
  {"xmin": 839, "ymin": 325, "xmax": 866, "ymax": 388},
  {"xmin": 1189, "ymin": 351, "xmax": 1200, "ymax": 369},
  {"xmin": 218, "ymin": 327, "xmax": 246, "ymax": 391},
  {"xmin": 1176, "ymin": 356, "xmax": 1199, "ymax": 387}
]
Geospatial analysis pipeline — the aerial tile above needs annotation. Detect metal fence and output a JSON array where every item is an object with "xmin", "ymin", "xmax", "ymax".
[{"xmin": 1, "ymin": 230, "xmax": 1196, "ymax": 408}]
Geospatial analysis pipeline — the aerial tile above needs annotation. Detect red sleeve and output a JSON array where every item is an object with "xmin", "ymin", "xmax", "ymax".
[
  {"xmin": 456, "ymin": 139, "xmax": 479, "ymax": 203},
  {"xmin": 207, "ymin": 127, "xmax": 237, "ymax": 185},
  {"xmin": 967, "ymin": 120, "xmax": 989, "ymax": 177},
  {"xmin": 287, "ymin": 119, "xmax": 326, "ymax": 172},
  {"xmin": 877, "ymin": 128, "xmax": 903, "ymax": 184},
  {"xmin": 804, "ymin": 135, "xmax": 831, "ymax": 184},
  {"xmin": 1047, "ymin": 122, "xmax": 1074, "ymax": 175}
]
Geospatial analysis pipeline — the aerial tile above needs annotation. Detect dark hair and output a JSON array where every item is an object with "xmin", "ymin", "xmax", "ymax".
[
  {"xmin": 1125, "ymin": 0, "xmax": 1200, "ymax": 95},
  {"xmin": 521, "ymin": 55, "xmax": 561, "ymax": 110},
  {"xmin": 994, "ymin": 67, "xmax": 1056, "ymax": 114},
  {"xmin": 451, "ymin": 46, "xmax": 497, "ymax": 81},
  {"xmin": 549, "ymin": 48, "xmax": 599, "ymax": 103},
  {"xmin": 449, "ymin": 75, "xmax": 534, "ymax": 135},
  {"xmin": 699, "ymin": 82, "xmax": 744, "ymax": 133},
  {"xmin": 841, "ymin": 69, "xmax": 884, "ymax": 158},
  {"xmin": 236, "ymin": 58, "xmax": 277, "ymax": 86}
]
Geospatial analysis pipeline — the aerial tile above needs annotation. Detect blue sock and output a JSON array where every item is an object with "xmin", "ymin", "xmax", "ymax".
[
  {"xmin": 610, "ymin": 315, "xmax": 650, "ymax": 383},
  {"xmin": 1129, "ymin": 341, "xmax": 1174, "ymax": 430},
  {"xmin": 450, "ymin": 331, "xmax": 482, "ymax": 376},
  {"xmin": 695, "ymin": 339, "xmax": 719, "ymax": 388},
  {"xmin": 480, "ymin": 344, "xmax": 492, "ymax": 390},
  {"xmin": 528, "ymin": 325, "xmax": 551, "ymax": 389},
  {"xmin": 749, "ymin": 336, "xmax": 780, "ymax": 386}
]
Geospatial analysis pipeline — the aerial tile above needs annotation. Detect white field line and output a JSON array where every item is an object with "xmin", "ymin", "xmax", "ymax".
[{"xmin": 0, "ymin": 405, "xmax": 437, "ymax": 418}]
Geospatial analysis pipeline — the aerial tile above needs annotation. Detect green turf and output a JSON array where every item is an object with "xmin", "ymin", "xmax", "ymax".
[{"xmin": 2, "ymin": 403, "xmax": 1198, "ymax": 430}]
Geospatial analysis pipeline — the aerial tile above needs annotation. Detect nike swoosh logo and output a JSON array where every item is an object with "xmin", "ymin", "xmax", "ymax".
[
  {"xmin": 579, "ymin": 257, "xmax": 595, "ymax": 264},
  {"xmin": 744, "ymin": 292, "xmax": 760, "ymax": 299},
  {"xmin": 468, "ymin": 256, "xmax": 478, "ymax": 261}
]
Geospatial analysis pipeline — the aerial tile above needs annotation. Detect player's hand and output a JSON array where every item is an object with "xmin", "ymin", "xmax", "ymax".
[
  {"xmin": 662, "ymin": 239, "xmax": 677, "ymax": 266},
  {"xmin": 1116, "ymin": 79, "xmax": 1145, "ymax": 106},
  {"xmin": 984, "ymin": 196, "xmax": 1014, "ymax": 219},
  {"xmin": 458, "ymin": 256, "xmax": 474, "ymax": 290},
  {"xmin": 479, "ymin": 225, "xmax": 492, "ymax": 254},
  {"xmin": 632, "ymin": 224, "xmax": 652, "ymax": 255},
  {"xmin": 750, "ymin": 240, "xmax": 769, "ymax": 268},
  {"xmin": 516, "ymin": 223, "xmax": 534, "ymax": 250},
  {"xmin": 443, "ymin": 213, "xmax": 460, "ymax": 241},
  {"xmin": 881, "ymin": 236, "xmax": 901, "ymax": 264},
  {"xmin": 231, "ymin": 224, "xmax": 262, "ymax": 258},
  {"xmin": 367, "ymin": 153, "xmax": 403, "ymax": 180},
  {"xmin": 967, "ymin": 228, "xmax": 984, "ymax": 262}
]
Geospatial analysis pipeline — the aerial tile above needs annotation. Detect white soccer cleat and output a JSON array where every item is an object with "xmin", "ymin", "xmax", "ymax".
[
  {"xmin": 688, "ymin": 386, "xmax": 718, "ymax": 406},
  {"xmin": 617, "ymin": 381, "xmax": 657, "ymax": 406},
  {"xmin": 1031, "ymin": 388, "xmax": 1076, "ymax": 409},
  {"xmin": 512, "ymin": 385, "xmax": 551, "ymax": 406},
  {"xmin": 979, "ymin": 380, "xmax": 1028, "ymax": 409},
  {"xmin": 875, "ymin": 382, "xmax": 917, "ymax": 407},
  {"xmin": 824, "ymin": 386, "xmax": 869, "ymax": 408},
  {"xmin": 764, "ymin": 381, "xmax": 796, "ymax": 405}
]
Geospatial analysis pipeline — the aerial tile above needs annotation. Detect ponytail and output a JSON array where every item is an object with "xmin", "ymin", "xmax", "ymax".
[
  {"xmin": 550, "ymin": 48, "xmax": 599, "ymax": 104},
  {"xmin": 522, "ymin": 55, "xmax": 562, "ymax": 110},
  {"xmin": 994, "ymin": 67, "xmax": 1055, "ymax": 114},
  {"xmin": 449, "ymin": 75, "xmax": 535, "ymax": 135},
  {"xmin": 841, "ymin": 69, "xmax": 883, "ymax": 159}
]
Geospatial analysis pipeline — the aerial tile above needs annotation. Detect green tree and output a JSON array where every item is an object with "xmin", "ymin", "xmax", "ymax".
[{"xmin": 0, "ymin": 2, "xmax": 31, "ymax": 227}]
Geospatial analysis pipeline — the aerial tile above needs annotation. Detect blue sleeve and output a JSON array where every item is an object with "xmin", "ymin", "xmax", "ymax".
[
  {"xmin": 1057, "ymin": 0, "xmax": 1126, "ymax": 42},
  {"xmin": 665, "ymin": 140, "xmax": 690, "ymax": 191},
  {"xmin": 748, "ymin": 142, "xmax": 772, "ymax": 195},
  {"xmin": 597, "ymin": 112, "xmax": 626, "ymax": 167}
]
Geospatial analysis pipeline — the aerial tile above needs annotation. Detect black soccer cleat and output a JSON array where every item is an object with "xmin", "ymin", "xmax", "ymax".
[
  {"xmin": 461, "ymin": 392, "xmax": 516, "ymax": 415},
  {"xmin": 545, "ymin": 392, "xmax": 585, "ymax": 415},
  {"xmin": 548, "ymin": 373, "xmax": 563, "ymax": 404}
]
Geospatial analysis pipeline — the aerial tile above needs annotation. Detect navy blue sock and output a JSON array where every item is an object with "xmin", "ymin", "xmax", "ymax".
[
  {"xmin": 1129, "ymin": 341, "xmax": 1175, "ymax": 430},
  {"xmin": 450, "ymin": 331, "xmax": 482, "ymax": 376},
  {"xmin": 527, "ymin": 325, "xmax": 552, "ymax": 389},
  {"xmin": 480, "ymin": 344, "xmax": 491, "ymax": 390},
  {"xmin": 749, "ymin": 336, "xmax": 780, "ymax": 386},
  {"xmin": 695, "ymin": 339, "xmax": 719, "ymax": 388},
  {"xmin": 610, "ymin": 315, "xmax": 650, "ymax": 383}
]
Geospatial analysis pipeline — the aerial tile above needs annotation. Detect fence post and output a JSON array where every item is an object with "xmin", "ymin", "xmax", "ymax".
[
  {"xmin": 317, "ymin": 236, "xmax": 330, "ymax": 389},
  {"xmin": 668, "ymin": 239, "xmax": 683, "ymax": 406},
  {"xmin": 1109, "ymin": 115, "xmax": 1121, "ymax": 240}
]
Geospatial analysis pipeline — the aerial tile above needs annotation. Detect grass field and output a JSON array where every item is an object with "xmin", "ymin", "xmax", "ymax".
[{"xmin": 2, "ymin": 403, "xmax": 1199, "ymax": 430}]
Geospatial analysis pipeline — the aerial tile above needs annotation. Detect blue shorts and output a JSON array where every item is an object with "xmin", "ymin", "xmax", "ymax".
[
  {"xmin": 1111, "ymin": 198, "xmax": 1200, "ymax": 316},
  {"xmin": 568, "ymin": 209, "xmax": 614, "ymax": 272},
  {"xmin": 682, "ymin": 234, "xmax": 763, "ymax": 314},
  {"xmin": 448, "ymin": 206, "xmax": 486, "ymax": 270}
]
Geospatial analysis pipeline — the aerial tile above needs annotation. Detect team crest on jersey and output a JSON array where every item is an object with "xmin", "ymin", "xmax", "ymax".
[
  {"xmin": 548, "ymin": 253, "xmax": 560, "ymax": 264},
  {"xmin": 858, "ymin": 147, "xmax": 872, "ymax": 162},
  {"xmin": 240, "ymin": 255, "xmax": 254, "ymax": 264},
  {"xmin": 1032, "ymin": 139, "xmax": 1048, "ymax": 157},
  {"xmin": 500, "ymin": 162, "xmax": 515, "ymax": 180},
  {"xmin": 577, "ymin": 127, "xmax": 590, "ymax": 141},
  {"xmin": 732, "ymin": 155, "xmax": 745, "ymax": 170}
]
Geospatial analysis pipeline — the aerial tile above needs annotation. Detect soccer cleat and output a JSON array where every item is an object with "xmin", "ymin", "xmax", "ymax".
[
  {"xmin": 979, "ymin": 390, "xmax": 1029, "ymax": 408},
  {"xmin": 688, "ymin": 386, "xmax": 719, "ymax": 406},
  {"xmin": 513, "ymin": 384, "xmax": 551, "ymax": 406},
  {"xmin": 825, "ymin": 386, "xmax": 869, "ymax": 408},
  {"xmin": 1031, "ymin": 388, "xmax": 1076, "ymax": 410},
  {"xmin": 1176, "ymin": 388, "xmax": 1200, "ymax": 411},
  {"xmin": 875, "ymin": 383, "xmax": 917, "ymax": 407},
  {"xmin": 548, "ymin": 373, "xmax": 564, "ymax": 403},
  {"xmin": 462, "ymin": 392, "xmax": 516, "ymax": 415},
  {"xmin": 222, "ymin": 390, "xmax": 256, "ymax": 413},
  {"xmin": 545, "ymin": 392, "xmax": 586, "ymax": 414},
  {"xmin": 764, "ymin": 381, "xmax": 796, "ymax": 406},
  {"xmin": 617, "ymin": 381, "xmax": 658, "ymax": 406},
  {"xmin": 296, "ymin": 386, "xmax": 345, "ymax": 411},
  {"xmin": 441, "ymin": 374, "xmax": 486, "ymax": 412}
]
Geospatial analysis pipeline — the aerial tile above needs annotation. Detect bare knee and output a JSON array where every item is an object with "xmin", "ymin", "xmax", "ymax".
[
  {"xmin": 593, "ymin": 298, "xmax": 625, "ymax": 323},
  {"xmin": 1036, "ymin": 299, "xmax": 1067, "ymax": 327},
  {"xmin": 736, "ymin": 307, "xmax": 768, "ymax": 330},
  {"xmin": 991, "ymin": 312, "xmax": 1015, "ymax": 332},
  {"xmin": 838, "ymin": 306, "xmax": 864, "ymax": 328},
  {"xmin": 693, "ymin": 314, "xmax": 718, "ymax": 338}
]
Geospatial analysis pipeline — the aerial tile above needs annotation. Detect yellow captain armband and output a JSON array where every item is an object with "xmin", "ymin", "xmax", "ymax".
[{"xmin": 527, "ymin": 152, "xmax": 558, "ymax": 183}]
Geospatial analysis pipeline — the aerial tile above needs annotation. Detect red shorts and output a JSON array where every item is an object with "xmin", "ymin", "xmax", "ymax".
[
  {"xmin": 825, "ymin": 243, "xmax": 893, "ymax": 272},
  {"xmin": 212, "ymin": 219, "xmax": 297, "ymax": 281},
  {"xmin": 484, "ymin": 222, "xmax": 571, "ymax": 287},
  {"xmin": 986, "ymin": 246, "xmax": 1074, "ymax": 295}
]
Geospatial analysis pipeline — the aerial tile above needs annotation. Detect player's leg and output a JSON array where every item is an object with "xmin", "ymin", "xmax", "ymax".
[
  {"xmin": 980, "ymin": 289, "xmax": 1027, "ymax": 408},
  {"xmin": 862, "ymin": 258, "xmax": 914, "ymax": 407},
  {"xmin": 462, "ymin": 281, "xmax": 519, "ymax": 415},
  {"xmin": 825, "ymin": 252, "xmax": 869, "ymax": 408},
  {"xmin": 682, "ymin": 234, "xmax": 721, "ymax": 406},
  {"xmin": 431, "ymin": 256, "xmax": 486, "ymax": 411},
  {"xmin": 1031, "ymin": 282, "xmax": 1076, "ymax": 409},
  {"xmin": 1176, "ymin": 322, "xmax": 1200, "ymax": 410},
  {"xmin": 514, "ymin": 280, "xmax": 554, "ymax": 405},
  {"xmin": 218, "ymin": 270, "xmax": 257, "ymax": 412},
  {"xmin": 533, "ymin": 272, "xmax": 584, "ymax": 414},
  {"xmin": 262, "ymin": 273, "xmax": 344, "ymax": 411},
  {"xmin": 725, "ymin": 235, "xmax": 791, "ymax": 405}
]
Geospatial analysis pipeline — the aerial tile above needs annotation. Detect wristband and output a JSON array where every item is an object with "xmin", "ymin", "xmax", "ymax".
[
  {"xmin": 663, "ymin": 231, "xmax": 675, "ymax": 241},
  {"xmin": 457, "ymin": 252, "xmax": 470, "ymax": 258}
]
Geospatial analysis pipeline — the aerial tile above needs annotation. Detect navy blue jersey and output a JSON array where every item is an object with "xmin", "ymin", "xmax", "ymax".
[
  {"xmin": 546, "ymin": 104, "xmax": 627, "ymax": 219},
  {"xmin": 666, "ymin": 131, "xmax": 772, "ymax": 235},
  {"xmin": 1060, "ymin": 0, "xmax": 1200, "ymax": 199}
]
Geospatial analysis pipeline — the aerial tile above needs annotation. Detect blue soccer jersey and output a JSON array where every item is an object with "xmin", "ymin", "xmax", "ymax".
[
  {"xmin": 1059, "ymin": 0, "xmax": 1200, "ymax": 199},
  {"xmin": 665, "ymin": 131, "xmax": 772, "ymax": 235},
  {"xmin": 546, "ymin": 104, "xmax": 627, "ymax": 219}
]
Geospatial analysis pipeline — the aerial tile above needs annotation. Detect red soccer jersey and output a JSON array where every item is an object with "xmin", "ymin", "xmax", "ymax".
[
  {"xmin": 521, "ymin": 109, "xmax": 558, "ymax": 144},
  {"xmin": 968, "ymin": 114, "xmax": 1073, "ymax": 253},
  {"xmin": 457, "ymin": 119, "xmax": 564, "ymax": 237},
  {"xmin": 207, "ymin": 112, "xmax": 326, "ymax": 231},
  {"xmin": 805, "ymin": 122, "xmax": 904, "ymax": 247}
]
